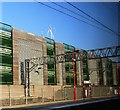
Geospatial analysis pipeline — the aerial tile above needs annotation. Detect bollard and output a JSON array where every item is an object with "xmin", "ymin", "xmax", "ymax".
[{"xmin": 8, "ymin": 85, "xmax": 11, "ymax": 106}]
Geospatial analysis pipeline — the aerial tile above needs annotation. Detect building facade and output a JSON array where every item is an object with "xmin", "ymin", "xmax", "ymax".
[{"xmin": 0, "ymin": 22, "xmax": 118, "ymax": 86}]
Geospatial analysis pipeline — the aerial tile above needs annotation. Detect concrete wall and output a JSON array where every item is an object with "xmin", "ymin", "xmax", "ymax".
[
  {"xmin": 0, "ymin": 85, "xmax": 118, "ymax": 105},
  {"xmin": 13, "ymin": 29, "xmax": 46, "ymax": 85},
  {"xmin": 12, "ymin": 28, "xmax": 118, "ymax": 86},
  {"xmin": 88, "ymin": 59, "xmax": 99, "ymax": 85}
]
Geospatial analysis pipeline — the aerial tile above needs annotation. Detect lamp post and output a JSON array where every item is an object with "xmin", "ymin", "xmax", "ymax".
[{"xmin": 72, "ymin": 52, "xmax": 76, "ymax": 101}]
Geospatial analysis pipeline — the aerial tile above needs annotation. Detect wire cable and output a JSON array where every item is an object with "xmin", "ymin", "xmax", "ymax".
[
  {"xmin": 47, "ymin": 0, "xmax": 100, "ymax": 26},
  {"xmin": 34, "ymin": 0, "xmax": 114, "ymax": 34},
  {"xmin": 64, "ymin": 0, "xmax": 119, "ymax": 37}
]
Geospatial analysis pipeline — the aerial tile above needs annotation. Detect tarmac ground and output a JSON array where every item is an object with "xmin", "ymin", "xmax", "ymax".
[{"xmin": 2, "ymin": 96, "xmax": 120, "ymax": 110}]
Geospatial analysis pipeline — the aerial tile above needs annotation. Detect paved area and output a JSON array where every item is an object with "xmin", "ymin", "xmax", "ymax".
[{"xmin": 1, "ymin": 96, "xmax": 120, "ymax": 110}]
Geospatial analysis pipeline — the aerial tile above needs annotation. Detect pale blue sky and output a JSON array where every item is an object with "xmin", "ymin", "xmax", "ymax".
[{"xmin": 2, "ymin": 2, "xmax": 119, "ymax": 50}]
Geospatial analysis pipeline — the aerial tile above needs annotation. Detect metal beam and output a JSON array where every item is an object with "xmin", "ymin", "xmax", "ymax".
[
  {"xmin": 87, "ymin": 46, "xmax": 120, "ymax": 59},
  {"xmin": 29, "ymin": 46, "xmax": 120, "ymax": 65}
]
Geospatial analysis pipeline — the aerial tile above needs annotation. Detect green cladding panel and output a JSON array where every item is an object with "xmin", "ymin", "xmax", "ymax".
[
  {"xmin": 82, "ymin": 51, "xmax": 89, "ymax": 81},
  {"xmin": 63, "ymin": 43, "xmax": 75, "ymax": 52},
  {"xmin": 63, "ymin": 43, "xmax": 75, "ymax": 85},
  {"xmin": 45, "ymin": 37, "xmax": 56, "ymax": 85},
  {"xmin": 0, "ymin": 22, "xmax": 13, "ymax": 84},
  {"xmin": 83, "ymin": 60, "xmax": 89, "ymax": 81}
]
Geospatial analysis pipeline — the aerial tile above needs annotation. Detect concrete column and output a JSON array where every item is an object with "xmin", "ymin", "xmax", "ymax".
[
  {"xmin": 102, "ymin": 59, "xmax": 107, "ymax": 85},
  {"xmin": 61, "ymin": 45, "xmax": 66, "ymax": 85},
  {"xmin": 88, "ymin": 59, "xmax": 98, "ymax": 85},
  {"xmin": 62, "ymin": 62, "xmax": 66, "ymax": 85},
  {"xmin": 55, "ymin": 42, "xmax": 60, "ymax": 85},
  {"xmin": 12, "ymin": 29, "xmax": 19, "ymax": 85},
  {"xmin": 43, "ymin": 39, "xmax": 48, "ymax": 85},
  {"xmin": 76, "ymin": 61, "xmax": 82, "ymax": 85},
  {"xmin": 112, "ymin": 62, "xmax": 118, "ymax": 85},
  {"xmin": 55, "ymin": 42, "xmax": 65, "ymax": 85}
]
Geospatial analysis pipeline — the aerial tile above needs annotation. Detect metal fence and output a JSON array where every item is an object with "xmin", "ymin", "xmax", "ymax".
[{"xmin": 0, "ymin": 85, "xmax": 119, "ymax": 107}]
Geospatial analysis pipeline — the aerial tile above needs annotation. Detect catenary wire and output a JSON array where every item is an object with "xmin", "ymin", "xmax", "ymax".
[
  {"xmin": 64, "ymin": 0, "xmax": 119, "ymax": 37},
  {"xmin": 47, "ymin": 0, "xmax": 101, "ymax": 26},
  {"xmin": 34, "ymin": 0, "xmax": 115, "ymax": 34}
]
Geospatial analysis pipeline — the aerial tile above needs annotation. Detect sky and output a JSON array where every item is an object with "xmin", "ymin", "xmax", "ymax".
[{"xmin": 1, "ymin": 1, "xmax": 119, "ymax": 50}]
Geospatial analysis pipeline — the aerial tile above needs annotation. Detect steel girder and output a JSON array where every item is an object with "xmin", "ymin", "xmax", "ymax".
[{"xmin": 29, "ymin": 46, "xmax": 120, "ymax": 65}]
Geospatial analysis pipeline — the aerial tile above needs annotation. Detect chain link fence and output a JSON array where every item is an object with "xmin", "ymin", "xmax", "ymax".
[{"xmin": 0, "ymin": 85, "xmax": 119, "ymax": 107}]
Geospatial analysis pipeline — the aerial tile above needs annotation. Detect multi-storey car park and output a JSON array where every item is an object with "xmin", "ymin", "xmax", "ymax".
[
  {"xmin": 0, "ymin": 22, "xmax": 120, "ymax": 106},
  {"xmin": 0, "ymin": 22, "xmax": 13, "ymax": 85}
]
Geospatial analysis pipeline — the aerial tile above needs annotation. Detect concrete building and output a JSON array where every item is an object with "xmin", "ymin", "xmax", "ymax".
[
  {"xmin": 13, "ymin": 28, "xmax": 45, "ymax": 85},
  {"xmin": 0, "ymin": 22, "xmax": 118, "ymax": 86}
]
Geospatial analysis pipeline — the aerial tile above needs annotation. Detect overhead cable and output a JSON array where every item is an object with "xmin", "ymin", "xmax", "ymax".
[
  {"xmin": 47, "ymin": 0, "xmax": 100, "ymax": 26},
  {"xmin": 64, "ymin": 0, "xmax": 119, "ymax": 37},
  {"xmin": 34, "ymin": 0, "xmax": 113, "ymax": 34}
]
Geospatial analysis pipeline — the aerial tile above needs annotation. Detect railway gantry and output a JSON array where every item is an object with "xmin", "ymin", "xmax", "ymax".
[{"xmin": 25, "ymin": 46, "xmax": 120, "ymax": 97}]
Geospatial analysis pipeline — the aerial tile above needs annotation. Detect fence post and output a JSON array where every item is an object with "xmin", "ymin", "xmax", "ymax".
[
  {"xmin": 25, "ymin": 86, "xmax": 28, "ymax": 104},
  {"xmin": 8, "ymin": 85, "xmax": 11, "ymax": 106},
  {"xmin": 100, "ymin": 87, "xmax": 102, "ymax": 97},
  {"xmin": 64, "ymin": 87, "xmax": 66, "ymax": 100},
  {"xmin": 41, "ymin": 88, "xmax": 44, "ymax": 103},
  {"xmin": 53, "ymin": 87, "xmax": 55, "ymax": 102},
  {"xmin": 92, "ymin": 86, "xmax": 94, "ymax": 98},
  {"xmin": 89, "ymin": 83, "xmax": 92, "ymax": 98},
  {"xmin": 82, "ymin": 80, "xmax": 85, "ymax": 99}
]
